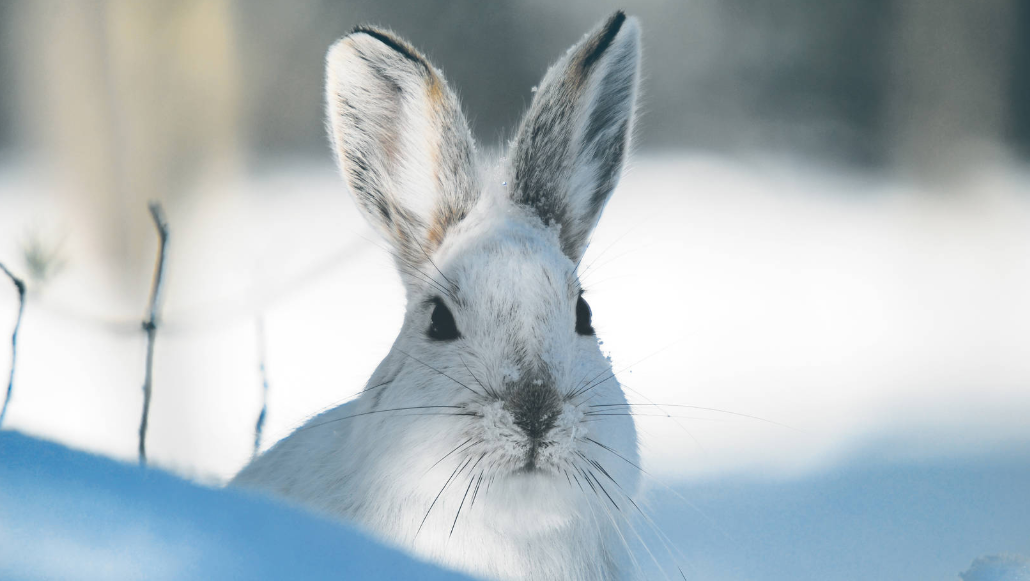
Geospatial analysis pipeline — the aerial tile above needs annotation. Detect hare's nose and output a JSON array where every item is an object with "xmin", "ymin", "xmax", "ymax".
[{"xmin": 504, "ymin": 377, "xmax": 561, "ymax": 441}]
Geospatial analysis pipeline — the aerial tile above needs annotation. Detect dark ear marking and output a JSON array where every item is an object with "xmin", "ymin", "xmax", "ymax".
[
  {"xmin": 349, "ymin": 25, "xmax": 432, "ymax": 76},
  {"xmin": 581, "ymin": 11, "xmax": 626, "ymax": 71}
]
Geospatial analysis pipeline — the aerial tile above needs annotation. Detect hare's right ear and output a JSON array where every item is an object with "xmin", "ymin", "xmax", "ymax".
[
  {"xmin": 326, "ymin": 27, "xmax": 479, "ymax": 275},
  {"xmin": 509, "ymin": 12, "xmax": 640, "ymax": 263}
]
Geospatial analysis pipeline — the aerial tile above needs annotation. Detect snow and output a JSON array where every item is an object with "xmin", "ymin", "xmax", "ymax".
[
  {"xmin": 961, "ymin": 556, "xmax": 1030, "ymax": 581},
  {"xmin": 1, "ymin": 431, "xmax": 1027, "ymax": 580},
  {"xmin": 0, "ymin": 431, "xmax": 473, "ymax": 581}
]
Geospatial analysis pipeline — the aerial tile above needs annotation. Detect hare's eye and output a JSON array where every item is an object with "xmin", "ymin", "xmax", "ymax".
[
  {"xmin": 576, "ymin": 295, "xmax": 595, "ymax": 336},
  {"xmin": 428, "ymin": 298, "xmax": 460, "ymax": 341}
]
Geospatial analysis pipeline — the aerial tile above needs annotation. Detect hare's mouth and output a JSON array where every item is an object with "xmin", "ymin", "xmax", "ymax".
[
  {"xmin": 515, "ymin": 441, "xmax": 556, "ymax": 474},
  {"xmin": 469, "ymin": 400, "xmax": 584, "ymax": 476}
]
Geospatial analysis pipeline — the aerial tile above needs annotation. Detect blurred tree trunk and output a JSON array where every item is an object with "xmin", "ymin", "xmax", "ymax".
[
  {"xmin": 15, "ymin": 0, "xmax": 241, "ymax": 286},
  {"xmin": 887, "ymin": 0, "xmax": 1017, "ymax": 176}
]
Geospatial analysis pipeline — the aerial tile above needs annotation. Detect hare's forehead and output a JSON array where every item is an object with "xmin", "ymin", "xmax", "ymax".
[{"xmin": 445, "ymin": 231, "xmax": 579, "ymax": 309}]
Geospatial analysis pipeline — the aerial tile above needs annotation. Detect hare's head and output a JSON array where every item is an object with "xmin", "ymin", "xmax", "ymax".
[{"xmin": 326, "ymin": 12, "xmax": 640, "ymax": 531}]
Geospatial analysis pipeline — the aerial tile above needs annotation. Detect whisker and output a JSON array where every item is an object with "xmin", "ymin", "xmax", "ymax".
[
  {"xmin": 450, "ymin": 473, "xmax": 476, "ymax": 537},
  {"xmin": 581, "ymin": 454, "xmax": 684, "ymax": 580},
  {"xmin": 459, "ymin": 355, "xmax": 499, "ymax": 400},
  {"xmin": 468, "ymin": 472, "xmax": 484, "ymax": 513},
  {"xmin": 300, "ymin": 406, "xmax": 467, "ymax": 431},
  {"xmin": 607, "ymin": 380, "xmax": 707, "ymax": 456},
  {"xmin": 424, "ymin": 437, "xmax": 474, "ymax": 476},
  {"xmin": 572, "ymin": 470, "xmax": 585, "ymax": 492},
  {"xmin": 569, "ymin": 339, "xmax": 684, "ymax": 402},
  {"xmin": 589, "ymin": 403, "xmax": 803, "ymax": 432},
  {"xmin": 581, "ymin": 437, "xmax": 644, "ymax": 473},
  {"xmin": 583, "ymin": 412, "xmax": 740, "ymax": 422},
  {"xmin": 575, "ymin": 463, "xmax": 644, "ymax": 580},
  {"xmin": 395, "ymin": 348, "xmax": 484, "ymax": 399},
  {"xmin": 585, "ymin": 466, "xmax": 619, "ymax": 512},
  {"xmin": 577, "ymin": 454, "xmax": 623, "ymax": 512},
  {"xmin": 415, "ymin": 454, "xmax": 472, "ymax": 542}
]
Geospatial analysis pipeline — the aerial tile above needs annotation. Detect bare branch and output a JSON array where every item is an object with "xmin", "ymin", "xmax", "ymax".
[
  {"xmin": 0, "ymin": 262, "xmax": 26, "ymax": 429},
  {"xmin": 253, "ymin": 315, "xmax": 270, "ymax": 459},
  {"xmin": 139, "ymin": 202, "xmax": 170, "ymax": 465}
]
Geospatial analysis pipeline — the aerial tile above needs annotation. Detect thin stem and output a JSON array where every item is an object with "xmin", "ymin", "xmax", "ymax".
[
  {"xmin": 253, "ymin": 315, "xmax": 270, "ymax": 459},
  {"xmin": 0, "ymin": 262, "xmax": 26, "ymax": 428},
  {"xmin": 139, "ymin": 202, "xmax": 169, "ymax": 465}
]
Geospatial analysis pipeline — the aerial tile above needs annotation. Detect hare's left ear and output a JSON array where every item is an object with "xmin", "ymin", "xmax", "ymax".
[
  {"xmin": 326, "ymin": 26, "xmax": 479, "ymax": 274},
  {"xmin": 509, "ymin": 12, "xmax": 640, "ymax": 262}
]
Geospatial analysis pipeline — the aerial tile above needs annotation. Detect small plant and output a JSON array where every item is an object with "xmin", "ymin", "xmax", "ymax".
[{"xmin": 0, "ymin": 262, "xmax": 26, "ymax": 429}]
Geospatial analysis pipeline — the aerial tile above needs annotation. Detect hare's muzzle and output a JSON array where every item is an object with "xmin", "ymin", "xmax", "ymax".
[{"xmin": 503, "ymin": 376, "xmax": 561, "ymax": 445}]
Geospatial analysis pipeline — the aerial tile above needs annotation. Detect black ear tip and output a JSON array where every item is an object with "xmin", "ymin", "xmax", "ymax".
[
  {"xmin": 346, "ymin": 25, "xmax": 429, "ymax": 73},
  {"xmin": 604, "ymin": 11, "xmax": 628, "ymax": 38},
  {"xmin": 349, "ymin": 24, "xmax": 382, "ymax": 36},
  {"xmin": 583, "ymin": 11, "xmax": 630, "ymax": 69}
]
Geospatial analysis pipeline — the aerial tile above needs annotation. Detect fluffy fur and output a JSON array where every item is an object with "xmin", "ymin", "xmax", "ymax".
[{"xmin": 233, "ymin": 12, "xmax": 643, "ymax": 581}]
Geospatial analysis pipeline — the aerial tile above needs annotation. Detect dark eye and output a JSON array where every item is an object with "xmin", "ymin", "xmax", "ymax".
[
  {"xmin": 576, "ymin": 295, "xmax": 594, "ymax": 336},
  {"xmin": 427, "ymin": 298, "xmax": 460, "ymax": 341}
]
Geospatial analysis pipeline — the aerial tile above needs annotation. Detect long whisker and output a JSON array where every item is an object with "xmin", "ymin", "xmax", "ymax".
[
  {"xmin": 300, "ymin": 406, "xmax": 468, "ymax": 431},
  {"xmin": 593, "ymin": 470, "xmax": 671, "ymax": 581},
  {"xmin": 568, "ymin": 339, "xmax": 684, "ymax": 401},
  {"xmin": 424, "ymin": 437, "xmax": 475, "ymax": 476},
  {"xmin": 583, "ymin": 437, "xmax": 734, "ymax": 543},
  {"xmin": 415, "ymin": 454, "xmax": 473, "ymax": 542},
  {"xmin": 450, "ymin": 474, "xmax": 476, "ymax": 537},
  {"xmin": 583, "ymin": 413, "xmax": 743, "ymax": 422},
  {"xmin": 468, "ymin": 472, "xmax": 484, "ymax": 513},
  {"xmin": 459, "ymin": 355, "xmax": 499, "ymax": 400},
  {"xmin": 575, "ymin": 463, "xmax": 645, "ymax": 580},
  {"xmin": 449, "ymin": 454, "xmax": 486, "ymax": 537},
  {"xmin": 579, "ymin": 451, "xmax": 687, "ymax": 580},
  {"xmin": 602, "ymin": 379, "xmax": 707, "ymax": 455},
  {"xmin": 589, "ymin": 403, "xmax": 803, "ymax": 431},
  {"xmin": 395, "ymin": 348, "xmax": 484, "ymax": 398},
  {"xmin": 581, "ymin": 437, "xmax": 644, "ymax": 473}
]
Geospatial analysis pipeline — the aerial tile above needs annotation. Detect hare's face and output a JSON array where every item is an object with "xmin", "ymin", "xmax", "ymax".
[{"xmin": 379, "ymin": 214, "xmax": 638, "ymax": 522}]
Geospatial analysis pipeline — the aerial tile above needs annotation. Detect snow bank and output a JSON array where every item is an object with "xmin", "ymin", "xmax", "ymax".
[
  {"xmin": 1, "ymin": 430, "xmax": 1027, "ymax": 580},
  {"xmin": 961, "ymin": 556, "xmax": 1030, "ymax": 581},
  {"xmin": 0, "ymin": 431, "xmax": 473, "ymax": 581}
]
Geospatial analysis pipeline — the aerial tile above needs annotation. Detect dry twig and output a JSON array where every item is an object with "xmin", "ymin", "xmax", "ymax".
[
  {"xmin": 253, "ymin": 315, "xmax": 271, "ymax": 459},
  {"xmin": 0, "ymin": 262, "xmax": 25, "ymax": 428},
  {"xmin": 139, "ymin": 203, "xmax": 169, "ymax": 465}
]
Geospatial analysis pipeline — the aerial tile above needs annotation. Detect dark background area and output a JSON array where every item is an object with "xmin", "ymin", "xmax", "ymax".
[{"xmin": 1, "ymin": 0, "xmax": 1027, "ymax": 169}]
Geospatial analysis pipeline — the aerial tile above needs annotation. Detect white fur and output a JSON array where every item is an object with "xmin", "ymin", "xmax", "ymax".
[{"xmin": 234, "ymin": 13, "xmax": 642, "ymax": 581}]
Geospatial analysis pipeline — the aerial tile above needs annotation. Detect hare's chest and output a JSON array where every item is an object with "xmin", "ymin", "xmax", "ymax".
[{"xmin": 348, "ymin": 487, "xmax": 617, "ymax": 581}]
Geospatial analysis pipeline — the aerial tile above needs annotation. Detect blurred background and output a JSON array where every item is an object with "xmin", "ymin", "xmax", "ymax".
[
  {"xmin": 1, "ymin": 1, "xmax": 1029, "ymax": 579},
  {"xmin": 0, "ymin": 0, "xmax": 1029, "ymax": 535}
]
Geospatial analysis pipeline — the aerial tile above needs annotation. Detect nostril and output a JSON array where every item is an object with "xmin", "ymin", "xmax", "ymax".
[{"xmin": 505, "ymin": 381, "xmax": 561, "ymax": 440}]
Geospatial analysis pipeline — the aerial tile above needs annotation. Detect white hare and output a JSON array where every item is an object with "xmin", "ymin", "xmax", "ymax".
[{"xmin": 233, "ymin": 12, "xmax": 642, "ymax": 581}]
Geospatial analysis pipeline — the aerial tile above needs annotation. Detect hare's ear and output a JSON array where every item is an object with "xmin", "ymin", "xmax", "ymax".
[
  {"xmin": 509, "ymin": 12, "xmax": 640, "ymax": 262},
  {"xmin": 326, "ymin": 27, "xmax": 479, "ymax": 272}
]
